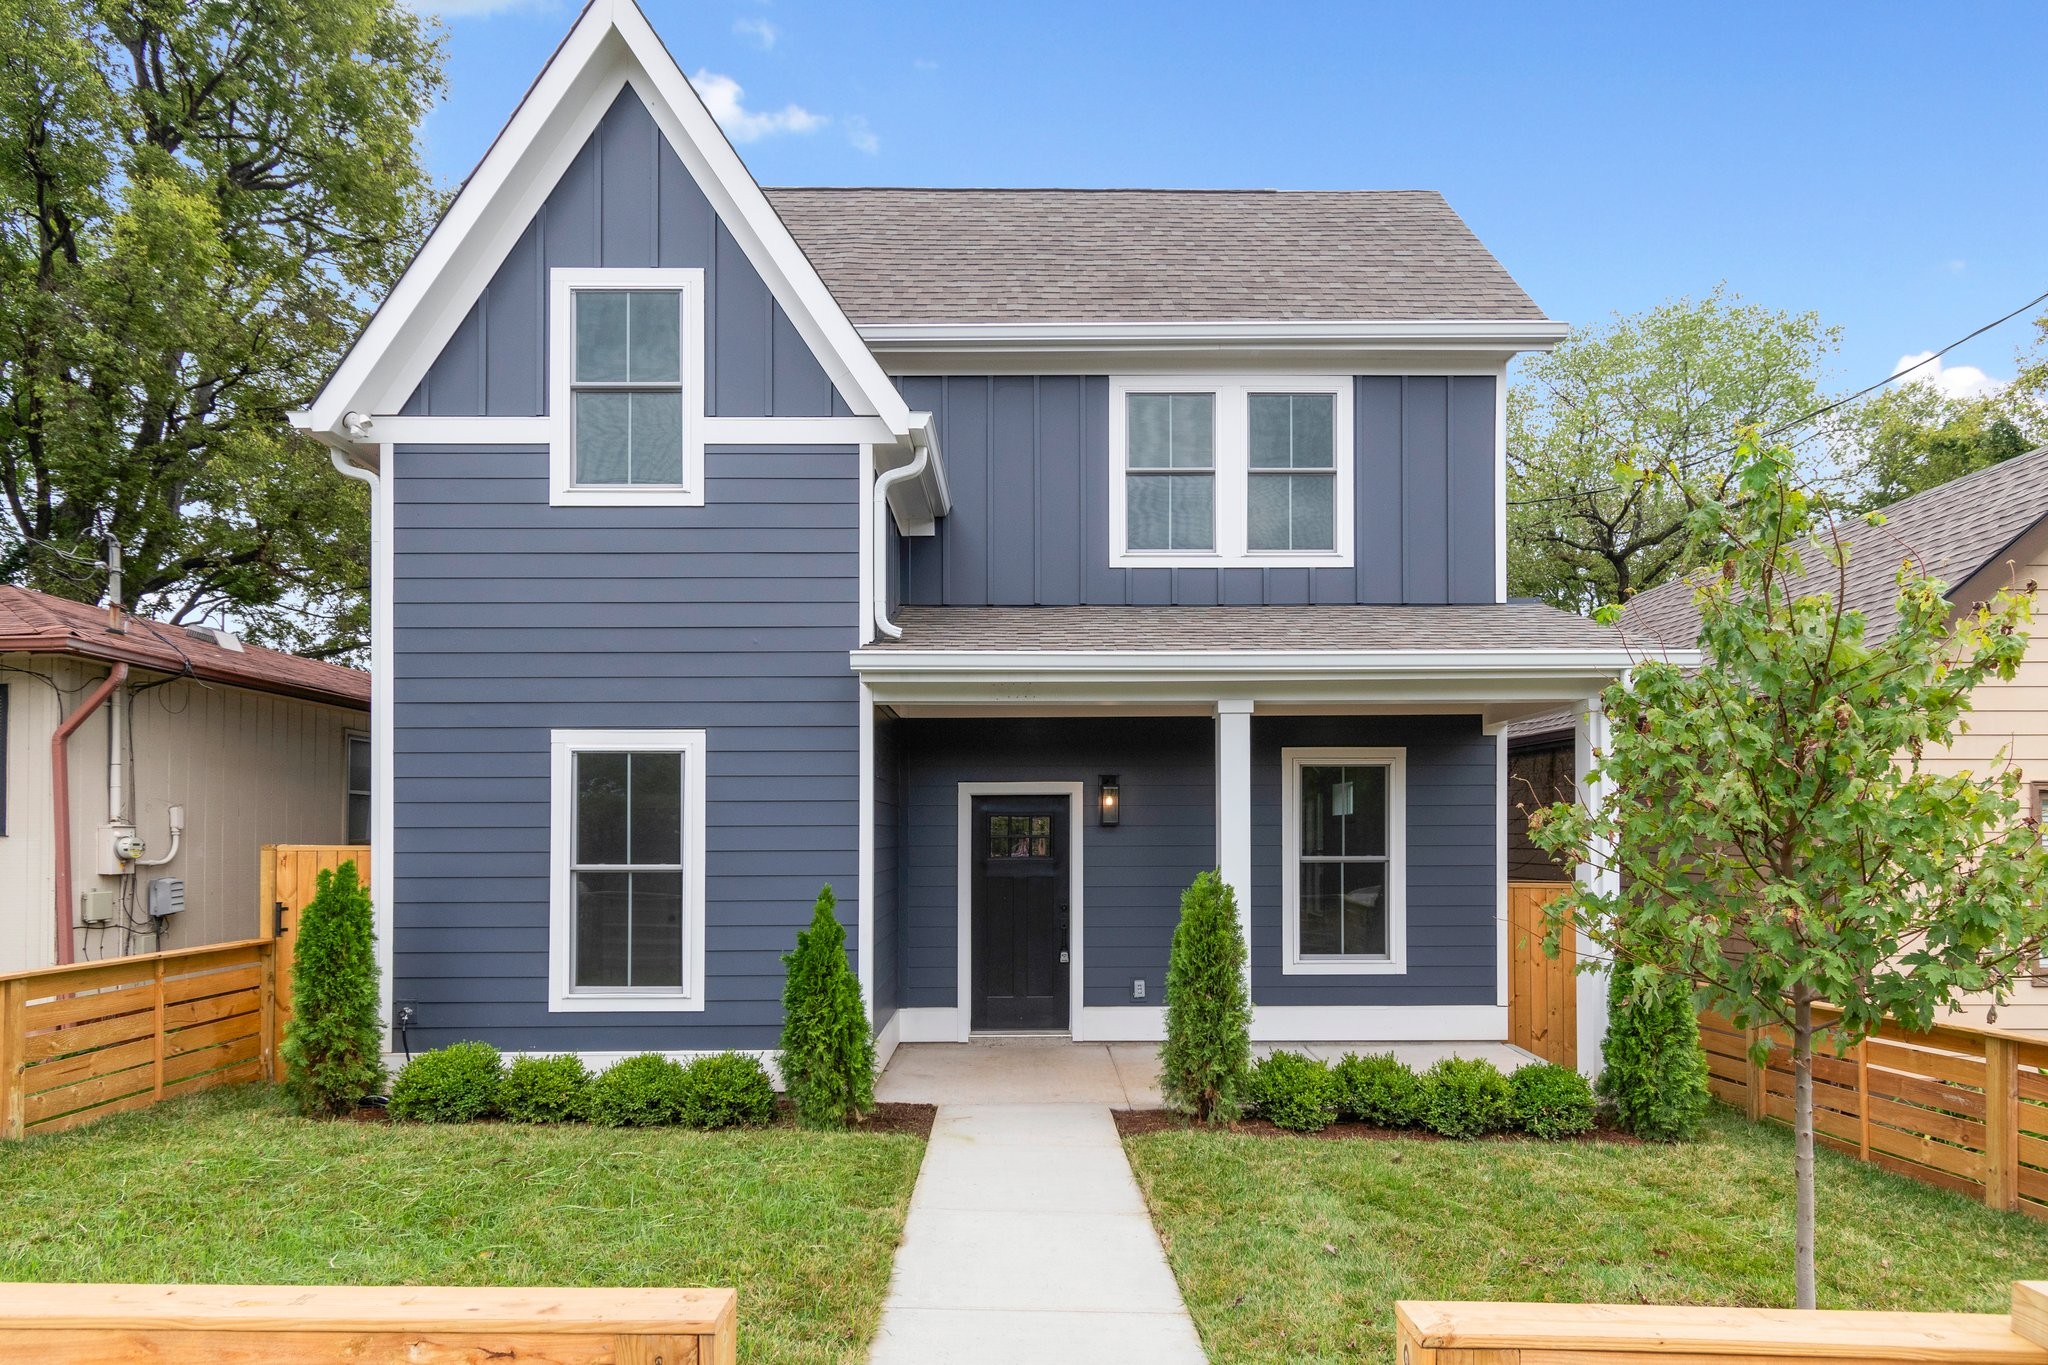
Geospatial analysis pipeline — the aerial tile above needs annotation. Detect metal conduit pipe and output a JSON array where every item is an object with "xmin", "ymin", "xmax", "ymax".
[{"xmin": 51, "ymin": 662, "xmax": 128, "ymax": 965}]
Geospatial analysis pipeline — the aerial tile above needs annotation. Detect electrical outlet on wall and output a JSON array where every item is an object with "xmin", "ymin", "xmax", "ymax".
[{"xmin": 1131, "ymin": 978, "xmax": 1146, "ymax": 1001}]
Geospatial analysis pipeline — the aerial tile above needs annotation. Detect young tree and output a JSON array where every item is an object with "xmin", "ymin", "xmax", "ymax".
[
  {"xmin": 0, "ymin": 0, "xmax": 445, "ymax": 658},
  {"xmin": 1508, "ymin": 287, "xmax": 1836, "ymax": 612},
  {"xmin": 1158, "ymin": 871, "xmax": 1252, "ymax": 1122},
  {"xmin": 280, "ymin": 860, "xmax": 384, "ymax": 1117},
  {"xmin": 779, "ymin": 885, "xmax": 875, "ymax": 1128},
  {"xmin": 1533, "ymin": 437, "xmax": 2048, "ymax": 1307}
]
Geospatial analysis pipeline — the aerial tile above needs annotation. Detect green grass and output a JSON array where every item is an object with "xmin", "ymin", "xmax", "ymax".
[
  {"xmin": 1125, "ymin": 1107, "xmax": 2048, "ymax": 1364},
  {"xmin": 0, "ymin": 1085, "xmax": 924, "ymax": 1365}
]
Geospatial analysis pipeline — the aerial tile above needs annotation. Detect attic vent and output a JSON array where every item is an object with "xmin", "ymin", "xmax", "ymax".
[{"xmin": 184, "ymin": 624, "xmax": 243, "ymax": 652}]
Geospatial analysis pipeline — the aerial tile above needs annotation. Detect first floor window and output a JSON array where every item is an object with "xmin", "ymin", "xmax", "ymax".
[
  {"xmin": 1282, "ymin": 747, "xmax": 1406, "ymax": 973},
  {"xmin": 550, "ymin": 729, "xmax": 706, "ymax": 1010},
  {"xmin": 345, "ymin": 733, "xmax": 370, "ymax": 845}
]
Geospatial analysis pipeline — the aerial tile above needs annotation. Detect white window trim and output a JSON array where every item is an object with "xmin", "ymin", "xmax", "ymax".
[
  {"xmin": 548, "ymin": 267, "xmax": 707, "ymax": 508},
  {"xmin": 1279, "ymin": 745, "xmax": 1407, "ymax": 976},
  {"xmin": 548, "ymin": 728, "xmax": 708, "ymax": 1012},
  {"xmin": 1108, "ymin": 374, "xmax": 1354, "ymax": 569}
]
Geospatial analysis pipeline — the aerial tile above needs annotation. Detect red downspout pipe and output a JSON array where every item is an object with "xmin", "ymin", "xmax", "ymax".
[{"xmin": 51, "ymin": 662, "xmax": 127, "ymax": 965}]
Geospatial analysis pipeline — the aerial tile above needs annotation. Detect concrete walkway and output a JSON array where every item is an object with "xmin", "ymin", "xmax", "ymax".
[{"xmin": 868, "ymin": 1103, "xmax": 1206, "ymax": 1364}]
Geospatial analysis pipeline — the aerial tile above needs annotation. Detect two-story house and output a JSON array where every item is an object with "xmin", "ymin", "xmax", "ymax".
[{"xmin": 294, "ymin": 0, "xmax": 1634, "ymax": 1072}]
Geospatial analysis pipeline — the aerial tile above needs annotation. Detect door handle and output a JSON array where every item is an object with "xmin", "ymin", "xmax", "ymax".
[{"xmin": 1059, "ymin": 902, "xmax": 1070, "ymax": 963}]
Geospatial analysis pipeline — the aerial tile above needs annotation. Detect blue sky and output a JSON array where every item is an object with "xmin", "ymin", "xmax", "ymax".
[{"xmin": 419, "ymin": 0, "xmax": 2048, "ymax": 395}]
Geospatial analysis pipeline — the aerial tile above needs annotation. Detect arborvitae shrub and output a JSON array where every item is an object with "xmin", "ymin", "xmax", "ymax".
[
  {"xmin": 778, "ymin": 886, "xmax": 875, "ymax": 1128},
  {"xmin": 500, "ymin": 1054, "xmax": 591, "ymax": 1124},
  {"xmin": 1508, "ymin": 1061, "xmax": 1596, "ymax": 1138},
  {"xmin": 1332, "ymin": 1051, "xmax": 1424, "ymax": 1127},
  {"xmin": 1246, "ymin": 1050, "xmax": 1340, "ymax": 1132},
  {"xmin": 1419, "ymin": 1056, "xmax": 1514, "ymax": 1139},
  {"xmin": 680, "ymin": 1053, "xmax": 777, "ymax": 1129},
  {"xmin": 1158, "ymin": 871, "xmax": 1252, "ymax": 1122},
  {"xmin": 588, "ymin": 1054, "xmax": 690, "ymax": 1127},
  {"xmin": 280, "ymin": 860, "xmax": 384, "ymax": 1117},
  {"xmin": 388, "ymin": 1042, "xmax": 503, "ymax": 1122},
  {"xmin": 1600, "ymin": 962, "xmax": 1711, "ymax": 1141}
]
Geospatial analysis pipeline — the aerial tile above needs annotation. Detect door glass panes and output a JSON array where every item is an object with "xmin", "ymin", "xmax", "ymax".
[
  {"xmin": 572, "ymin": 750, "xmax": 686, "ymax": 988},
  {"xmin": 989, "ymin": 814, "xmax": 1053, "ymax": 859},
  {"xmin": 1248, "ymin": 393, "xmax": 1336, "ymax": 551},
  {"xmin": 572, "ymin": 289, "xmax": 685, "ymax": 486},
  {"xmin": 1125, "ymin": 393, "xmax": 1216, "ymax": 551},
  {"xmin": 1297, "ymin": 763, "xmax": 1391, "ymax": 958}
]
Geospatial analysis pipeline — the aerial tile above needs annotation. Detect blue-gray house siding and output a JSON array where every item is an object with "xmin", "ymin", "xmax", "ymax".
[{"xmin": 889, "ymin": 374, "xmax": 1498, "ymax": 608}]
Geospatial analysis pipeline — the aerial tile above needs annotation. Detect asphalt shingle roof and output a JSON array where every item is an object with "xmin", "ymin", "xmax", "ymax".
[
  {"xmin": 866, "ymin": 603, "xmax": 1621, "ymax": 653},
  {"xmin": 1622, "ymin": 446, "xmax": 2048, "ymax": 650},
  {"xmin": 763, "ymin": 188, "xmax": 1547, "ymax": 326}
]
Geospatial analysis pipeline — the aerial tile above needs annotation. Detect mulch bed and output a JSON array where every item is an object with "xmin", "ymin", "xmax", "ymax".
[
  {"xmin": 1112, "ymin": 1108, "xmax": 1642, "ymax": 1145},
  {"xmin": 335, "ymin": 1097, "xmax": 937, "ymax": 1138}
]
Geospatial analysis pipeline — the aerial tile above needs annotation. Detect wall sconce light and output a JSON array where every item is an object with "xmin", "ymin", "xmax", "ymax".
[{"xmin": 1099, "ymin": 775, "xmax": 1120, "ymax": 828}]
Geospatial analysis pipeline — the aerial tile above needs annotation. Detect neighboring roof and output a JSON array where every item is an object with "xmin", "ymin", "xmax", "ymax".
[
  {"xmin": 1502, "ymin": 710, "xmax": 1577, "ymax": 745},
  {"xmin": 763, "ymin": 188, "xmax": 1548, "ymax": 326},
  {"xmin": 1623, "ymin": 446, "xmax": 2048, "ymax": 650},
  {"xmin": 865, "ymin": 603, "xmax": 1621, "ymax": 653},
  {"xmin": 0, "ymin": 587, "xmax": 369, "ymax": 710}
]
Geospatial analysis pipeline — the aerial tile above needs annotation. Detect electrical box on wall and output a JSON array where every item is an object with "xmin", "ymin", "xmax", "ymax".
[
  {"xmin": 95, "ymin": 824, "xmax": 143, "ymax": 876},
  {"xmin": 148, "ymin": 878, "xmax": 185, "ymax": 919},
  {"xmin": 77, "ymin": 890, "xmax": 114, "ymax": 927}
]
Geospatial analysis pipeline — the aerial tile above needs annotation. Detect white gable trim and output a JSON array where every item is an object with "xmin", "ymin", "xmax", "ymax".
[{"xmin": 293, "ymin": 0, "xmax": 910, "ymax": 444}]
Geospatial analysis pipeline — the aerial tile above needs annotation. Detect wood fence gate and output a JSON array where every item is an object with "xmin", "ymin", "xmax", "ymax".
[
  {"xmin": 1507, "ymin": 881, "xmax": 1576, "ymax": 1069},
  {"xmin": 260, "ymin": 845, "xmax": 372, "ymax": 1060}
]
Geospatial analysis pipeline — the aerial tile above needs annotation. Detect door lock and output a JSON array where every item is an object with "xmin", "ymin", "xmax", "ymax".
[{"xmin": 1059, "ymin": 950, "xmax": 1070, "ymax": 964}]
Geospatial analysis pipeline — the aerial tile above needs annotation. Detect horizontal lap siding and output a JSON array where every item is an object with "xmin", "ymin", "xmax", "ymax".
[
  {"xmin": 391, "ymin": 443, "xmax": 859, "ymax": 1052},
  {"xmin": 895, "ymin": 718, "xmax": 1215, "ymax": 1009},
  {"xmin": 1251, "ymin": 715, "xmax": 1498, "ymax": 1007},
  {"xmin": 894, "ymin": 375, "xmax": 1498, "ymax": 606}
]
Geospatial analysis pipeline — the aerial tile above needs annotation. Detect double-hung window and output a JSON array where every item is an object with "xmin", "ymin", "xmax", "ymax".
[
  {"xmin": 1110, "ymin": 376, "xmax": 1352, "ymax": 567},
  {"xmin": 548, "ymin": 268, "xmax": 705, "ymax": 507},
  {"xmin": 549, "ymin": 729, "xmax": 707, "ymax": 1011},
  {"xmin": 344, "ymin": 733, "xmax": 371, "ymax": 845},
  {"xmin": 1281, "ymin": 747, "xmax": 1406, "ymax": 974}
]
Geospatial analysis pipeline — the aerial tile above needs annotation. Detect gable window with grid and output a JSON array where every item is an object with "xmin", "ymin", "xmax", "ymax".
[
  {"xmin": 548, "ymin": 268, "xmax": 704, "ymax": 507},
  {"xmin": 548, "ymin": 729, "xmax": 706, "ymax": 1011},
  {"xmin": 1281, "ymin": 747, "xmax": 1407, "ymax": 974},
  {"xmin": 1109, "ymin": 376, "xmax": 1352, "ymax": 567}
]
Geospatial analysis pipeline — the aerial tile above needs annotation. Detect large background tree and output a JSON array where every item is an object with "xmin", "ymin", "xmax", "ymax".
[
  {"xmin": 1838, "ymin": 377, "xmax": 2042, "ymax": 510},
  {"xmin": 1507, "ymin": 287, "xmax": 1836, "ymax": 613},
  {"xmin": 0, "ymin": 0, "xmax": 444, "ymax": 657}
]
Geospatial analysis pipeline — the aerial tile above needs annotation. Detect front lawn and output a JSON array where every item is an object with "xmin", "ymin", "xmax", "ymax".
[
  {"xmin": 1125, "ymin": 1107, "xmax": 2048, "ymax": 1365},
  {"xmin": 0, "ymin": 1085, "xmax": 924, "ymax": 1365}
]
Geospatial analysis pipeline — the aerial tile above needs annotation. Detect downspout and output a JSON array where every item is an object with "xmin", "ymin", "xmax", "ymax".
[
  {"xmin": 871, "ymin": 439, "xmax": 931, "ymax": 641},
  {"xmin": 52, "ymin": 662, "xmax": 128, "ymax": 965}
]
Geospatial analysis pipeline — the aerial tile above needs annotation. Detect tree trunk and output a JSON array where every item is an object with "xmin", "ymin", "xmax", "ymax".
[{"xmin": 1792, "ymin": 996, "xmax": 1816, "ymax": 1310}]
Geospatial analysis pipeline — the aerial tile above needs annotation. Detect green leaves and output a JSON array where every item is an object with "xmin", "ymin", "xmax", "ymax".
[{"xmin": 778, "ymin": 885, "xmax": 876, "ymax": 1128}]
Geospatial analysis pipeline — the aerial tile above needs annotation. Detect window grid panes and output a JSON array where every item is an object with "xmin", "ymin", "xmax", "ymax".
[
  {"xmin": 1297, "ymin": 763, "xmax": 1391, "ymax": 959},
  {"xmin": 988, "ymin": 814, "xmax": 1053, "ymax": 859},
  {"xmin": 1124, "ymin": 392, "xmax": 1216, "ymax": 551},
  {"xmin": 572, "ymin": 290, "xmax": 684, "ymax": 486},
  {"xmin": 571, "ymin": 749, "xmax": 685, "ymax": 990},
  {"xmin": 1248, "ymin": 393, "xmax": 1336, "ymax": 552}
]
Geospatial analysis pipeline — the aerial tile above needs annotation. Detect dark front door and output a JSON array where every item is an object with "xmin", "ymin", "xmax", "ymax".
[{"xmin": 971, "ymin": 796, "xmax": 1069, "ymax": 1032}]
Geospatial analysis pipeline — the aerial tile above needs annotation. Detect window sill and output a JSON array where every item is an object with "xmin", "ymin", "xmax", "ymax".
[
  {"xmin": 1280, "ymin": 956, "xmax": 1406, "ymax": 977},
  {"xmin": 1107, "ymin": 551, "xmax": 1354, "ymax": 571},
  {"xmin": 547, "ymin": 992, "xmax": 706, "ymax": 1014},
  {"xmin": 549, "ymin": 482, "xmax": 705, "ymax": 508}
]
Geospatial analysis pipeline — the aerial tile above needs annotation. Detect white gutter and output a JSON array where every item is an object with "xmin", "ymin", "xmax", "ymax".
[
  {"xmin": 852, "ymin": 646, "xmax": 1679, "ymax": 677},
  {"xmin": 870, "ymin": 438, "xmax": 932, "ymax": 641},
  {"xmin": 857, "ymin": 318, "xmax": 1572, "ymax": 353}
]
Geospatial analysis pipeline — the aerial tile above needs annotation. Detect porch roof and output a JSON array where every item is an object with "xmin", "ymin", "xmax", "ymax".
[{"xmin": 864, "ymin": 603, "xmax": 1622, "ymax": 653}]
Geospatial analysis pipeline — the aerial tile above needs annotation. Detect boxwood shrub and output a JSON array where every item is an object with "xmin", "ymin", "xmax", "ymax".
[
  {"xmin": 1509, "ymin": 1061, "xmax": 1596, "ymax": 1139},
  {"xmin": 680, "ymin": 1053, "xmax": 777, "ymax": 1129},
  {"xmin": 1246, "ymin": 1049, "xmax": 1340, "ymax": 1132},
  {"xmin": 1418, "ymin": 1056, "xmax": 1513, "ymax": 1139},
  {"xmin": 1332, "ymin": 1051, "xmax": 1423, "ymax": 1127},
  {"xmin": 499, "ymin": 1053, "xmax": 591, "ymax": 1124},
  {"xmin": 588, "ymin": 1053, "xmax": 690, "ymax": 1127},
  {"xmin": 387, "ymin": 1041, "xmax": 503, "ymax": 1122}
]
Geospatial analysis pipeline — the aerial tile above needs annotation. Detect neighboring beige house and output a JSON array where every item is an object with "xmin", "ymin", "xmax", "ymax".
[
  {"xmin": 1623, "ymin": 446, "xmax": 2048, "ymax": 1031},
  {"xmin": 0, "ymin": 586, "xmax": 370, "ymax": 974}
]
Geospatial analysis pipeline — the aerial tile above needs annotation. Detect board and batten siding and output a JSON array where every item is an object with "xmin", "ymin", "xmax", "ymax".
[
  {"xmin": 390, "ymin": 442, "xmax": 861, "ymax": 1052},
  {"xmin": 889, "ymin": 374, "xmax": 1498, "ymax": 607},
  {"xmin": 401, "ymin": 85, "xmax": 849, "ymax": 420},
  {"xmin": 1250, "ymin": 715, "xmax": 1499, "ymax": 1008}
]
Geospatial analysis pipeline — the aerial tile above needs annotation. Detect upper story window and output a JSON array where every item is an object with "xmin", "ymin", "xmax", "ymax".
[
  {"xmin": 1109, "ymin": 376, "xmax": 1352, "ymax": 568},
  {"xmin": 548, "ymin": 268, "xmax": 705, "ymax": 507}
]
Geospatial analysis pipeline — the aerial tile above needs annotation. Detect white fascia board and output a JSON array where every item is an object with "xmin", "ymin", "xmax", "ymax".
[
  {"xmin": 857, "ymin": 318, "xmax": 1573, "ymax": 354},
  {"xmin": 851, "ymin": 647, "xmax": 1667, "ymax": 676},
  {"xmin": 298, "ymin": 0, "xmax": 912, "ymax": 444}
]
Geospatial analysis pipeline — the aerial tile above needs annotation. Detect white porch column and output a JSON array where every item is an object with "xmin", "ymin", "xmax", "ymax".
[
  {"xmin": 1214, "ymin": 700, "xmax": 1255, "ymax": 993},
  {"xmin": 1573, "ymin": 692, "xmax": 1617, "ymax": 1079}
]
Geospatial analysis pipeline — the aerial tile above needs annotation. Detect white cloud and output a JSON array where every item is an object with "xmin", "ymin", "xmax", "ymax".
[
  {"xmin": 842, "ymin": 114, "xmax": 879, "ymax": 155},
  {"xmin": 1893, "ymin": 350, "xmax": 2008, "ymax": 400},
  {"xmin": 689, "ymin": 70, "xmax": 827, "ymax": 142},
  {"xmin": 913, "ymin": 57, "xmax": 940, "ymax": 71},
  {"xmin": 733, "ymin": 17, "xmax": 777, "ymax": 49}
]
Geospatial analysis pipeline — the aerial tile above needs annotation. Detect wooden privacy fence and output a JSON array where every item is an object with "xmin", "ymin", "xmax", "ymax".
[
  {"xmin": 1506, "ymin": 881, "xmax": 1576, "ymax": 1069},
  {"xmin": 260, "ymin": 843, "xmax": 371, "ymax": 1056},
  {"xmin": 1700, "ymin": 1005, "xmax": 2048, "ymax": 1218},
  {"xmin": 1397, "ymin": 1281, "xmax": 2048, "ymax": 1363},
  {"xmin": 0, "ymin": 1283, "xmax": 736, "ymax": 1365},
  {"xmin": 0, "ymin": 939, "xmax": 276, "ymax": 1139}
]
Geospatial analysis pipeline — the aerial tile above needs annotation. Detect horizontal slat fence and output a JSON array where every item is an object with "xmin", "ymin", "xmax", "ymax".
[
  {"xmin": 1702, "ymin": 1005, "xmax": 2046, "ymax": 1218},
  {"xmin": 0, "ymin": 939, "xmax": 276, "ymax": 1139}
]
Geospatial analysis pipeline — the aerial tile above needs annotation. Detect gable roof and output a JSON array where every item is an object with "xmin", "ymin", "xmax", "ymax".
[
  {"xmin": 1622, "ymin": 446, "xmax": 2048, "ymax": 649},
  {"xmin": 294, "ymin": 0, "xmax": 911, "ymax": 448},
  {"xmin": 864, "ymin": 603, "xmax": 1621, "ymax": 653},
  {"xmin": 0, "ymin": 587, "xmax": 369, "ymax": 709},
  {"xmin": 765, "ymin": 188, "xmax": 1549, "ymax": 326}
]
